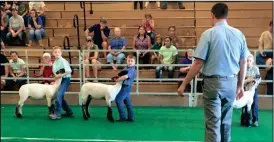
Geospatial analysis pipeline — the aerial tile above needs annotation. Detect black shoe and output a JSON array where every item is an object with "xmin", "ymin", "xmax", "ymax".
[
  {"xmin": 61, "ymin": 112, "xmax": 74, "ymax": 117},
  {"xmin": 179, "ymin": 6, "xmax": 185, "ymax": 9},
  {"xmin": 126, "ymin": 119, "xmax": 134, "ymax": 122}
]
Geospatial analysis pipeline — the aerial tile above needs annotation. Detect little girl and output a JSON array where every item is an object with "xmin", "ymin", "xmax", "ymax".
[
  {"xmin": 241, "ymin": 54, "xmax": 261, "ymax": 127},
  {"xmin": 150, "ymin": 34, "xmax": 162, "ymax": 64},
  {"xmin": 35, "ymin": 53, "xmax": 54, "ymax": 85}
]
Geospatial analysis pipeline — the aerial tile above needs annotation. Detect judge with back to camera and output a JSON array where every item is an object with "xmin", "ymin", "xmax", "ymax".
[{"xmin": 177, "ymin": 3, "xmax": 250, "ymax": 142}]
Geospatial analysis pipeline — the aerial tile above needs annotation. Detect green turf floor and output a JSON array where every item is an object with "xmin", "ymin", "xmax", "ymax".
[{"xmin": 1, "ymin": 105, "xmax": 272, "ymax": 142}]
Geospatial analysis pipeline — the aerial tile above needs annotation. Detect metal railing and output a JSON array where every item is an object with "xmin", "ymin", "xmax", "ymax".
[
  {"xmin": 80, "ymin": 2, "xmax": 87, "ymax": 31},
  {"xmin": 1, "ymin": 49, "xmax": 273, "ymax": 107},
  {"xmin": 73, "ymin": 14, "xmax": 81, "ymax": 50}
]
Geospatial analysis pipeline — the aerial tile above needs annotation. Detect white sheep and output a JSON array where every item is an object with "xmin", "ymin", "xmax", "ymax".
[
  {"xmin": 79, "ymin": 70, "xmax": 128, "ymax": 122},
  {"xmin": 15, "ymin": 77, "xmax": 62, "ymax": 118},
  {"xmin": 233, "ymin": 80, "xmax": 256, "ymax": 112}
]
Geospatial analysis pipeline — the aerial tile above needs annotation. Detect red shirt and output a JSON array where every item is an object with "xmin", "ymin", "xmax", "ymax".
[{"xmin": 42, "ymin": 60, "xmax": 54, "ymax": 84}]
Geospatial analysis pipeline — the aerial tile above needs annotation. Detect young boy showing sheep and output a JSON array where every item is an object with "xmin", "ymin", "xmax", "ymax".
[
  {"xmin": 49, "ymin": 46, "xmax": 74, "ymax": 120},
  {"xmin": 114, "ymin": 55, "xmax": 136, "ymax": 122},
  {"xmin": 240, "ymin": 54, "xmax": 261, "ymax": 127}
]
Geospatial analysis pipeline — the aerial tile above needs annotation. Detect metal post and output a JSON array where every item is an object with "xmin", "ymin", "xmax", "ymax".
[
  {"xmin": 82, "ymin": 50, "xmax": 86, "ymax": 83},
  {"xmin": 136, "ymin": 50, "xmax": 139, "ymax": 95},
  {"xmin": 25, "ymin": 50, "xmax": 30, "ymax": 84}
]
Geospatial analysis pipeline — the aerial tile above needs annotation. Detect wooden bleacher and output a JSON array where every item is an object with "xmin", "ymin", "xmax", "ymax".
[{"xmin": 1, "ymin": 2, "xmax": 272, "ymax": 109}]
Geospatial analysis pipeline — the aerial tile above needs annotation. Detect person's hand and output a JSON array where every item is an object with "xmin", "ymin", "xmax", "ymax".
[
  {"xmin": 100, "ymin": 25, "xmax": 104, "ymax": 30},
  {"xmin": 246, "ymin": 77, "xmax": 253, "ymax": 83},
  {"xmin": 164, "ymin": 66, "xmax": 168, "ymax": 70},
  {"xmin": 12, "ymin": 32, "xmax": 17, "ymax": 37},
  {"xmin": 260, "ymin": 51, "xmax": 266, "ymax": 57},
  {"xmin": 177, "ymin": 84, "xmax": 185, "ymax": 97},
  {"xmin": 13, "ymin": 76, "xmax": 17, "ymax": 82},
  {"xmin": 0, "ymin": 26, "xmax": 4, "ymax": 31},
  {"xmin": 236, "ymin": 86, "xmax": 245, "ymax": 100},
  {"xmin": 32, "ymin": 17, "xmax": 36, "ymax": 21},
  {"xmin": 55, "ymin": 74, "xmax": 63, "ymax": 79}
]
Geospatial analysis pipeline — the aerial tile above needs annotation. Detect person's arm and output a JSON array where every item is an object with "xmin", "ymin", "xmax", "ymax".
[
  {"xmin": 150, "ymin": 19, "xmax": 155, "ymax": 30},
  {"xmin": 144, "ymin": 36, "xmax": 151, "ymax": 55},
  {"xmin": 21, "ymin": 3, "xmax": 29, "ymax": 17},
  {"xmin": 85, "ymin": 25, "xmax": 95, "ymax": 37},
  {"xmin": 101, "ymin": 28, "xmax": 109, "ymax": 41},
  {"xmin": 33, "ymin": 17, "xmax": 42, "ymax": 29},
  {"xmin": 179, "ymin": 59, "xmax": 191, "ymax": 73},
  {"xmin": 253, "ymin": 66, "xmax": 261, "ymax": 88},
  {"xmin": 258, "ymin": 33, "xmax": 265, "ymax": 56},
  {"xmin": 158, "ymin": 47, "xmax": 164, "ymax": 64},
  {"xmin": 4, "ymin": 64, "xmax": 9, "ymax": 77},
  {"xmin": 132, "ymin": 36, "xmax": 137, "ymax": 50},
  {"xmin": 55, "ymin": 59, "xmax": 72, "ymax": 78},
  {"xmin": 237, "ymin": 59, "xmax": 247, "ymax": 89},
  {"xmin": 170, "ymin": 48, "xmax": 178, "ymax": 64},
  {"xmin": 9, "ymin": 18, "xmax": 15, "ymax": 34},
  {"xmin": 116, "ymin": 69, "xmax": 135, "ymax": 82}
]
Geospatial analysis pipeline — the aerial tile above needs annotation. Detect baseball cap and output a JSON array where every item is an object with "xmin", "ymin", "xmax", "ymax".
[
  {"xmin": 86, "ymin": 36, "xmax": 93, "ymax": 41},
  {"xmin": 100, "ymin": 17, "xmax": 107, "ymax": 24}
]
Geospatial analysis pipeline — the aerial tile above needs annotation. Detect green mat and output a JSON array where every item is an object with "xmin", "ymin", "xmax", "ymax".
[{"xmin": 1, "ymin": 105, "xmax": 272, "ymax": 142}]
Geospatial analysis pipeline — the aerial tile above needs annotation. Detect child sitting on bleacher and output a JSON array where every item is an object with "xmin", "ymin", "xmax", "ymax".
[
  {"xmin": 150, "ymin": 34, "xmax": 162, "ymax": 64},
  {"xmin": 34, "ymin": 53, "xmax": 54, "ymax": 85}
]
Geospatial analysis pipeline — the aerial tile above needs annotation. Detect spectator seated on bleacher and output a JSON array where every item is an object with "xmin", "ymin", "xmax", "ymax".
[
  {"xmin": 12, "ymin": 1, "xmax": 29, "ymax": 27},
  {"xmin": 142, "ymin": 13, "xmax": 155, "ymax": 45},
  {"xmin": 82, "ymin": 36, "xmax": 101, "ymax": 83},
  {"xmin": 4, "ymin": 51, "xmax": 26, "ymax": 91},
  {"xmin": 85, "ymin": 17, "xmax": 110, "ymax": 59},
  {"xmin": 256, "ymin": 20, "xmax": 273, "ymax": 69},
  {"xmin": 26, "ymin": 9, "xmax": 45, "ymax": 47},
  {"xmin": 150, "ymin": 34, "xmax": 162, "ymax": 64},
  {"xmin": 6, "ymin": 7, "xmax": 26, "ymax": 46},
  {"xmin": 178, "ymin": 50, "xmax": 192, "ymax": 91},
  {"xmin": 155, "ymin": 36, "xmax": 178, "ymax": 79},
  {"xmin": 168, "ymin": 25, "xmax": 180, "ymax": 48},
  {"xmin": 107, "ymin": 27, "xmax": 127, "ymax": 71},
  {"xmin": 0, "ymin": 52, "xmax": 9, "ymax": 90},
  {"xmin": 34, "ymin": 53, "xmax": 54, "ymax": 85},
  {"xmin": 29, "ymin": 1, "xmax": 46, "ymax": 27},
  {"xmin": 1, "ymin": 8, "xmax": 10, "ymax": 43},
  {"xmin": 133, "ymin": 25, "xmax": 152, "ymax": 69}
]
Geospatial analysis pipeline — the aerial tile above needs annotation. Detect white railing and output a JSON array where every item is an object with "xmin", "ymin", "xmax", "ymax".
[{"xmin": 1, "ymin": 49, "xmax": 273, "ymax": 107}]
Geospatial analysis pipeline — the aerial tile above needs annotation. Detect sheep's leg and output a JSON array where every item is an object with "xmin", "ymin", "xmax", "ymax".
[
  {"xmin": 16, "ymin": 94, "xmax": 28, "ymax": 118},
  {"xmin": 85, "ymin": 95, "xmax": 92, "ymax": 118},
  {"xmin": 106, "ymin": 98, "xmax": 114, "ymax": 123},
  {"xmin": 46, "ymin": 97, "xmax": 55, "ymax": 115},
  {"xmin": 81, "ymin": 92, "xmax": 90, "ymax": 120}
]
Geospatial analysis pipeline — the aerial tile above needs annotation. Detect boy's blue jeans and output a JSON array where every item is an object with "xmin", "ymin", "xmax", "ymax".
[
  {"xmin": 55, "ymin": 78, "xmax": 73, "ymax": 116},
  {"xmin": 115, "ymin": 85, "xmax": 133, "ymax": 120}
]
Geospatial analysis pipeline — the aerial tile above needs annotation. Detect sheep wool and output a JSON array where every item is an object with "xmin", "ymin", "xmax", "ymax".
[{"xmin": 15, "ymin": 77, "xmax": 63, "ymax": 118}]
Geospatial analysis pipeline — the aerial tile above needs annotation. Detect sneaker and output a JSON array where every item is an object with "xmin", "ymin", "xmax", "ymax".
[
  {"xmin": 49, "ymin": 114, "xmax": 61, "ymax": 120},
  {"xmin": 115, "ymin": 119, "xmax": 126, "ymax": 122},
  {"xmin": 252, "ymin": 121, "xmax": 259, "ymax": 127}
]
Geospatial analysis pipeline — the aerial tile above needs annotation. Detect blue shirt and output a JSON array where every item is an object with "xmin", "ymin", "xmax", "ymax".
[
  {"xmin": 109, "ymin": 37, "xmax": 127, "ymax": 50},
  {"xmin": 28, "ymin": 16, "xmax": 43, "ymax": 29},
  {"xmin": 194, "ymin": 20, "xmax": 250, "ymax": 76},
  {"xmin": 122, "ymin": 66, "xmax": 136, "ymax": 86},
  {"xmin": 88, "ymin": 24, "xmax": 110, "ymax": 48}
]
